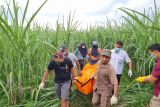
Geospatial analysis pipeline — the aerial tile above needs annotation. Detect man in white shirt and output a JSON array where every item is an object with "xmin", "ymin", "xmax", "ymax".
[{"xmin": 110, "ymin": 41, "xmax": 132, "ymax": 85}]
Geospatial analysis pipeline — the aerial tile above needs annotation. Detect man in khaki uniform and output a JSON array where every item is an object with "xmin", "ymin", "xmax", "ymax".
[{"xmin": 92, "ymin": 49, "xmax": 118, "ymax": 107}]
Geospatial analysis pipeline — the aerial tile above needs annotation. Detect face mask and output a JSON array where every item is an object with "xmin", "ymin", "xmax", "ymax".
[
  {"xmin": 115, "ymin": 48, "xmax": 121, "ymax": 53},
  {"xmin": 92, "ymin": 45, "xmax": 98, "ymax": 48}
]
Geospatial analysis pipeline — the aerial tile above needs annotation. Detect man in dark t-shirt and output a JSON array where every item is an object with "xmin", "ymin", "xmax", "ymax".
[{"xmin": 39, "ymin": 51, "xmax": 76, "ymax": 107}]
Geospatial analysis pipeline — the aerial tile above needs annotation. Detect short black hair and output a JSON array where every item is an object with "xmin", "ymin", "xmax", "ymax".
[
  {"xmin": 148, "ymin": 43, "xmax": 160, "ymax": 52},
  {"xmin": 116, "ymin": 41, "xmax": 123, "ymax": 46}
]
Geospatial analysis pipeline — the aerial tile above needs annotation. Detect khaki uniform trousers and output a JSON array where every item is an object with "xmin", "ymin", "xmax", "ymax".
[{"xmin": 92, "ymin": 90, "xmax": 111, "ymax": 107}]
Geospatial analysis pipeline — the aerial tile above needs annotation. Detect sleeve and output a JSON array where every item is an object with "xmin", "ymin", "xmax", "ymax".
[
  {"xmin": 47, "ymin": 61, "xmax": 55, "ymax": 71},
  {"xmin": 72, "ymin": 53, "xmax": 78, "ymax": 61},
  {"xmin": 109, "ymin": 64, "xmax": 117, "ymax": 85},
  {"xmin": 152, "ymin": 71, "xmax": 160, "ymax": 78},
  {"xmin": 66, "ymin": 59, "xmax": 74, "ymax": 69},
  {"xmin": 124, "ymin": 51, "xmax": 131, "ymax": 63},
  {"xmin": 74, "ymin": 48, "xmax": 78, "ymax": 56}
]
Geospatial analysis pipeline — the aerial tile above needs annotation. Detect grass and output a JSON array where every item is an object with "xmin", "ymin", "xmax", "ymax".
[{"xmin": 117, "ymin": 72, "xmax": 153, "ymax": 107}]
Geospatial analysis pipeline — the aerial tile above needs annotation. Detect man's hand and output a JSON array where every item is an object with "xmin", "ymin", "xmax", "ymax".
[
  {"xmin": 78, "ymin": 70, "xmax": 82, "ymax": 76},
  {"xmin": 72, "ymin": 76, "xmax": 76, "ymax": 83},
  {"xmin": 128, "ymin": 70, "xmax": 132, "ymax": 78},
  {"xmin": 79, "ymin": 72, "xmax": 82, "ymax": 76},
  {"xmin": 111, "ymin": 95, "xmax": 117, "ymax": 105},
  {"xmin": 39, "ymin": 82, "xmax": 45, "ymax": 90}
]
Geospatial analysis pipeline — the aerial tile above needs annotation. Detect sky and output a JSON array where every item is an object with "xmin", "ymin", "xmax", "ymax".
[{"xmin": 0, "ymin": 0, "xmax": 160, "ymax": 29}]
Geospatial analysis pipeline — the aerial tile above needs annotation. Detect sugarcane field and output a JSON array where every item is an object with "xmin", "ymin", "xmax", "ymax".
[{"xmin": 0, "ymin": 0, "xmax": 160, "ymax": 107}]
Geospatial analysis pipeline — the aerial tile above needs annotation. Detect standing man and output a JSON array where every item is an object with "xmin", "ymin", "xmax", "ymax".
[
  {"xmin": 39, "ymin": 51, "xmax": 76, "ymax": 107},
  {"xmin": 60, "ymin": 45, "xmax": 81, "ymax": 75},
  {"xmin": 92, "ymin": 49, "xmax": 118, "ymax": 107},
  {"xmin": 135, "ymin": 43, "xmax": 160, "ymax": 107},
  {"xmin": 74, "ymin": 42, "xmax": 87, "ymax": 70},
  {"xmin": 110, "ymin": 41, "xmax": 132, "ymax": 84},
  {"xmin": 87, "ymin": 41, "xmax": 101, "ymax": 65}
]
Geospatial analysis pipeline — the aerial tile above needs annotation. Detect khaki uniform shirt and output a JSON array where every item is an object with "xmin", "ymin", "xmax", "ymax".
[{"xmin": 93, "ymin": 62, "xmax": 117, "ymax": 96}]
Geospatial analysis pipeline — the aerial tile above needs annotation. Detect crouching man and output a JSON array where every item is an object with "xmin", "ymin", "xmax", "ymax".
[
  {"xmin": 39, "ymin": 51, "xmax": 76, "ymax": 107},
  {"xmin": 92, "ymin": 49, "xmax": 118, "ymax": 107}
]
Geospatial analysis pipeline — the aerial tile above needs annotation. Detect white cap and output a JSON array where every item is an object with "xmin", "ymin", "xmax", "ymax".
[{"xmin": 92, "ymin": 41, "xmax": 98, "ymax": 46}]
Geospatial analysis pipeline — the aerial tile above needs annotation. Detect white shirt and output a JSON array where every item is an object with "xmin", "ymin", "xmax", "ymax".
[
  {"xmin": 68, "ymin": 52, "xmax": 78, "ymax": 68},
  {"xmin": 110, "ymin": 49, "xmax": 131, "ymax": 74}
]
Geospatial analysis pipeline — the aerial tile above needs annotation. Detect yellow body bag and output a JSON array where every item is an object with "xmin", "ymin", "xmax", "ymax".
[{"xmin": 74, "ymin": 62, "xmax": 97, "ymax": 95}]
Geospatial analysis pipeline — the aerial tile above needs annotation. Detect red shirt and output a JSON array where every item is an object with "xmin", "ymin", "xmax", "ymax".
[{"xmin": 152, "ymin": 58, "xmax": 160, "ymax": 97}]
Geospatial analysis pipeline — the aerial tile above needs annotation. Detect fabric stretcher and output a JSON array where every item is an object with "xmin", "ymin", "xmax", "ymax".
[{"xmin": 74, "ymin": 62, "xmax": 97, "ymax": 95}]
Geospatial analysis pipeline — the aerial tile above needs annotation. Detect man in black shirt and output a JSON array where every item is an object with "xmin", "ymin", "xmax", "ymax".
[{"xmin": 39, "ymin": 51, "xmax": 76, "ymax": 107}]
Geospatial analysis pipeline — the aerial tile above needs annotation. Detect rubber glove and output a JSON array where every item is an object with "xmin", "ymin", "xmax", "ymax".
[
  {"xmin": 111, "ymin": 95, "xmax": 117, "ymax": 105},
  {"xmin": 39, "ymin": 82, "xmax": 45, "ymax": 90},
  {"xmin": 128, "ymin": 70, "xmax": 132, "ymax": 78},
  {"xmin": 135, "ymin": 75, "xmax": 151, "ymax": 83}
]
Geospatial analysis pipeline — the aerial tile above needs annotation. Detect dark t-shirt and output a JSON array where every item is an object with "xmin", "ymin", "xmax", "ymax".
[{"xmin": 47, "ymin": 58, "xmax": 73, "ymax": 83}]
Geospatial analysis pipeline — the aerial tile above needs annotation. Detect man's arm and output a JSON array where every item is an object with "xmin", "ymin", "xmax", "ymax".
[
  {"xmin": 76, "ymin": 60, "xmax": 81, "ymax": 71},
  {"xmin": 113, "ymin": 80, "xmax": 118, "ymax": 96},
  {"xmin": 87, "ymin": 48, "xmax": 91, "ymax": 57},
  {"xmin": 128, "ymin": 61, "xmax": 132, "ymax": 70},
  {"xmin": 124, "ymin": 52, "xmax": 132, "ymax": 71},
  {"xmin": 110, "ymin": 65, "xmax": 118, "ymax": 96},
  {"xmin": 110, "ymin": 65, "xmax": 118, "ymax": 105},
  {"xmin": 41, "ymin": 69, "xmax": 49, "ymax": 82},
  {"xmin": 98, "ymin": 48, "xmax": 102, "ymax": 55},
  {"xmin": 39, "ymin": 68, "xmax": 49, "ymax": 89},
  {"xmin": 145, "ymin": 75, "xmax": 159, "ymax": 83},
  {"xmin": 70, "ymin": 67, "xmax": 76, "ymax": 79},
  {"xmin": 74, "ymin": 48, "xmax": 78, "ymax": 57}
]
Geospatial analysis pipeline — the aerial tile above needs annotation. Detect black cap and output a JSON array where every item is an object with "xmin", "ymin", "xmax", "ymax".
[{"xmin": 59, "ymin": 44, "xmax": 68, "ymax": 52}]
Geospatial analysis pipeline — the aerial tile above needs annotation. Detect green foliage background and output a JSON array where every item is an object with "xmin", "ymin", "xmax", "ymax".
[{"xmin": 0, "ymin": 0, "xmax": 159, "ymax": 106}]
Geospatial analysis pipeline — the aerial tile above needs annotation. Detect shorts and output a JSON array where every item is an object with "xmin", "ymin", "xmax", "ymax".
[
  {"xmin": 55, "ymin": 80, "xmax": 71, "ymax": 100},
  {"xmin": 116, "ymin": 74, "xmax": 121, "ymax": 85},
  {"xmin": 149, "ymin": 94, "xmax": 160, "ymax": 107}
]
